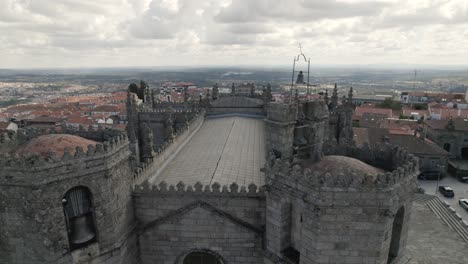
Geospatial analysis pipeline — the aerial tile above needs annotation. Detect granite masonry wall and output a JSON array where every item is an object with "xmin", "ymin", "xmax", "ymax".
[
  {"xmin": 264, "ymin": 147, "xmax": 418, "ymax": 264},
  {"xmin": 0, "ymin": 134, "xmax": 138, "ymax": 264},
  {"xmin": 133, "ymin": 181, "xmax": 266, "ymax": 264}
]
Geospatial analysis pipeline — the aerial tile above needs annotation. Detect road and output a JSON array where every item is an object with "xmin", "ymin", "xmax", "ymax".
[{"xmin": 417, "ymin": 174, "xmax": 468, "ymax": 222}]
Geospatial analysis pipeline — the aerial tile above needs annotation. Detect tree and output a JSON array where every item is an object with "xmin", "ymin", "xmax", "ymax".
[
  {"xmin": 128, "ymin": 82, "xmax": 147, "ymax": 100},
  {"xmin": 377, "ymin": 98, "xmax": 402, "ymax": 111},
  {"xmin": 128, "ymin": 83, "xmax": 139, "ymax": 96},
  {"xmin": 413, "ymin": 103, "xmax": 428, "ymax": 110}
]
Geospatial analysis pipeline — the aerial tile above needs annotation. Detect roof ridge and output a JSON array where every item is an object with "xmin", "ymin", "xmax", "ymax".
[{"xmin": 140, "ymin": 200, "xmax": 263, "ymax": 234}]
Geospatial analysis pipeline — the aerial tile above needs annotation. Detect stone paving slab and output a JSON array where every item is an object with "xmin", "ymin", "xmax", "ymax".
[
  {"xmin": 155, "ymin": 117, "xmax": 266, "ymax": 187},
  {"xmin": 405, "ymin": 202, "xmax": 468, "ymax": 263}
]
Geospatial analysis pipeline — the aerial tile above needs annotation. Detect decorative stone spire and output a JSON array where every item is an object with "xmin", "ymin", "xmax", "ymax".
[
  {"xmin": 324, "ymin": 89, "xmax": 329, "ymax": 105},
  {"xmin": 231, "ymin": 83, "xmax": 236, "ymax": 95},
  {"xmin": 165, "ymin": 107, "xmax": 175, "ymax": 141},
  {"xmin": 144, "ymin": 86, "xmax": 153, "ymax": 107},
  {"xmin": 126, "ymin": 91, "xmax": 137, "ymax": 142},
  {"xmin": 141, "ymin": 123, "xmax": 155, "ymax": 160},
  {"xmin": 331, "ymin": 83, "xmax": 338, "ymax": 104},
  {"xmin": 212, "ymin": 83, "xmax": 219, "ymax": 100},
  {"xmin": 184, "ymin": 87, "xmax": 189, "ymax": 102},
  {"xmin": 347, "ymin": 87, "xmax": 353, "ymax": 104},
  {"xmin": 264, "ymin": 83, "xmax": 272, "ymax": 102}
]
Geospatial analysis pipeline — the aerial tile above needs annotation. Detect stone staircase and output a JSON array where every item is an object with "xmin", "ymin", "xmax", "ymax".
[
  {"xmin": 412, "ymin": 193, "xmax": 435, "ymax": 203},
  {"xmin": 413, "ymin": 193, "xmax": 468, "ymax": 243}
]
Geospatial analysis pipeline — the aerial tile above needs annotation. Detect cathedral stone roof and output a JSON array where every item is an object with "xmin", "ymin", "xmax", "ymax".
[
  {"xmin": 301, "ymin": 155, "xmax": 384, "ymax": 176},
  {"xmin": 153, "ymin": 116, "xmax": 265, "ymax": 186},
  {"xmin": 16, "ymin": 134, "xmax": 96, "ymax": 157}
]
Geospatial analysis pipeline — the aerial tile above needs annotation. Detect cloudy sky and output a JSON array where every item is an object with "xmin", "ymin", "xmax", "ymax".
[{"xmin": 1, "ymin": 0, "xmax": 468, "ymax": 68}]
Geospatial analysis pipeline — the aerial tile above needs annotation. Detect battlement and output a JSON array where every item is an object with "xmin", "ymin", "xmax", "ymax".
[
  {"xmin": 137, "ymin": 108, "xmax": 198, "ymax": 113},
  {"xmin": 267, "ymin": 145, "xmax": 418, "ymax": 190},
  {"xmin": 8, "ymin": 124, "xmax": 125, "ymax": 145},
  {"xmin": 154, "ymin": 101, "xmax": 192, "ymax": 105},
  {"xmin": 0, "ymin": 133, "xmax": 130, "ymax": 186},
  {"xmin": 133, "ymin": 181, "xmax": 265, "ymax": 197},
  {"xmin": 132, "ymin": 110, "xmax": 205, "ymax": 184}
]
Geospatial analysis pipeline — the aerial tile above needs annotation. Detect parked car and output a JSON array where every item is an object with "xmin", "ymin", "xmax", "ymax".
[
  {"xmin": 418, "ymin": 171, "xmax": 442, "ymax": 180},
  {"xmin": 457, "ymin": 175, "xmax": 468, "ymax": 183},
  {"xmin": 459, "ymin": 199, "xmax": 468, "ymax": 211},
  {"xmin": 439, "ymin": 186, "xmax": 454, "ymax": 198}
]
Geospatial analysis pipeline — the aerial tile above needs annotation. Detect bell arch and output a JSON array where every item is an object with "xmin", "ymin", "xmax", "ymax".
[
  {"xmin": 62, "ymin": 186, "xmax": 97, "ymax": 250},
  {"xmin": 387, "ymin": 206, "xmax": 405, "ymax": 263},
  {"xmin": 176, "ymin": 249, "xmax": 225, "ymax": 264}
]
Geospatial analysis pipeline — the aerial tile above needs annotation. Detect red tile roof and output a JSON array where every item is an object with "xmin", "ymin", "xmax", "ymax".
[
  {"xmin": 355, "ymin": 107, "xmax": 393, "ymax": 117},
  {"xmin": 16, "ymin": 134, "xmax": 96, "ymax": 157},
  {"xmin": 93, "ymin": 105, "xmax": 120, "ymax": 112}
]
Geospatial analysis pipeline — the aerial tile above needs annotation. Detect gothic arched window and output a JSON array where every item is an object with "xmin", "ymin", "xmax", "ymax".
[{"xmin": 62, "ymin": 186, "xmax": 97, "ymax": 250}]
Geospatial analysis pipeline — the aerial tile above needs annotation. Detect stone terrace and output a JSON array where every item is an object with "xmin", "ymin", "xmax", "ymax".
[
  {"xmin": 405, "ymin": 202, "xmax": 468, "ymax": 263},
  {"xmin": 152, "ymin": 116, "xmax": 266, "ymax": 186}
]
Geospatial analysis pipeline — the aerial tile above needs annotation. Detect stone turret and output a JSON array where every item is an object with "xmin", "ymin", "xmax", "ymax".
[
  {"xmin": 264, "ymin": 100, "xmax": 417, "ymax": 264},
  {"xmin": 265, "ymin": 102, "xmax": 297, "ymax": 159},
  {"xmin": 0, "ymin": 130, "xmax": 136, "ymax": 264},
  {"xmin": 265, "ymin": 145, "xmax": 418, "ymax": 264},
  {"xmin": 296, "ymin": 100, "xmax": 329, "ymax": 161}
]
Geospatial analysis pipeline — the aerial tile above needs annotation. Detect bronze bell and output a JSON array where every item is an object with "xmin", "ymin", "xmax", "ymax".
[{"xmin": 71, "ymin": 215, "xmax": 95, "ymax": 245}]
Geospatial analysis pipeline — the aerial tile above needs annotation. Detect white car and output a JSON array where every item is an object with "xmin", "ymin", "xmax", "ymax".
[{"xmin": 459, "ymin": 199, "xmax": 468, "ymax": 211}]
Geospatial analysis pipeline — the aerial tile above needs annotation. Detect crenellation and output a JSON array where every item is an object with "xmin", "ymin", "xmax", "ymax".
[
  {"xmin": 87, "ymin": 144, "xmax": 96, "ymax": 156},
  {"xmin": 134, "ymin": 181, "xmax": 265, "ymax": 197}
]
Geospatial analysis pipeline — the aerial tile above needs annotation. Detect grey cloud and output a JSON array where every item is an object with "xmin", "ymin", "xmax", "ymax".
[
  {"xmin": 225, "ymin": 23, "xmax": 275, "ymax": 34},
  {"xmin": 215, "ymin": 0, "xmax": 389, "ymax": 23},
  {"xmin": 0, "ymin": 0, "xmax": 468, "ymax": 67}
]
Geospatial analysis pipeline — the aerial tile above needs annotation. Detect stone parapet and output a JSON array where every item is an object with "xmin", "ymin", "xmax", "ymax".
[
  {"xmin": 134, "ymin": 181, "xmax": 266, "ymax": 197},
  {"xmin": 0, "ymin": 134, "xmax": 130, "ymax": 186},
  {"xmin": 138, "ymin": 108, "xmax": 197, "ymax": 113},
  {"xmin": 132, "ymin": 110, "xmax": 205, "ymax": 184},
  {"xmin": 267, "ymin": 146, "xmax": 418, "ymax": 191}
]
